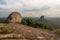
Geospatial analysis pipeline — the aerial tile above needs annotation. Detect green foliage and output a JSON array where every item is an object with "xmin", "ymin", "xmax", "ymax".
[
  {"xmin": 21, "ymin": 18, "xmax": 37, "ymax": 27},
  {"xmin": 0, "ymin": 27, "xmax": 13, "ymax": 34},
  {"xmin": 21, "ymin": 18, "xmax": 53, "ymax": 30},
  {"xmin": 36, "ymin": 22, "xmax": 53, "ymax": 30}
]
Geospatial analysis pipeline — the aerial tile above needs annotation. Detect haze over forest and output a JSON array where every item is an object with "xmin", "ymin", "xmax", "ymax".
[{"xmin": 0, "ymin": 0, "xmax": 60, "ymax": 17}]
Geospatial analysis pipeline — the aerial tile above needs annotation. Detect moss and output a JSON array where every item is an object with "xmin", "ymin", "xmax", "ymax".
[{"xmin": 54, "ymin": 29, "xmax": 60, "ymax": 35}]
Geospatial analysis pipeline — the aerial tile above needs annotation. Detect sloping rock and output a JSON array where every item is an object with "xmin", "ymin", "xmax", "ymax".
[
  {"xmin": 0, "ymin": 33, "xmax": 25, "ymax": 39},
  {"xmin": 7, "ymin": 12, "xmax": 22, "ymax": 23},
  {"xmin": 0, "ymin": 23, "xmax": 60, "ymax": 40}
]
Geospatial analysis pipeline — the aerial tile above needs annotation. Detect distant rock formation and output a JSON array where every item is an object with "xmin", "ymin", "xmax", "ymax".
[
  {"xmin": 7, "ymin": 12, "xmax": 22, "ymax": 23},
  {"xmin": 40, "ymin": 16, "xmax": 45, "ymax": 22},
  {"xmin": 38, "ymin": 16, "xmax": 45, "ymax": 22}
]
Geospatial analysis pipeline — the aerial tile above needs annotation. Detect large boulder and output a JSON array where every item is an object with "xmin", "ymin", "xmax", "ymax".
[{"xmin": 7, "ymin": 12, "xmax": 22, "ymax": 23}]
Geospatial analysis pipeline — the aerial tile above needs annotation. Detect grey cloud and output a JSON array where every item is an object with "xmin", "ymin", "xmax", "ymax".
[
  {"xmin": 0, "ymin": 0, "xmax": 7, "ymax": 5},
  {"xmin": 0, "ymin": 0, "xmax": 60, "ymax": 17},
  {"xmin": 0, "ymin": 8, "xmax": 12, "ymax": 17}
]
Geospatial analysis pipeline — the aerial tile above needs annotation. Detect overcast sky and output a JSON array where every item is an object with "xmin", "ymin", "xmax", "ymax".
[{"xmin": 0, "ymin": 0, "xmax": 60, "ymax": 17}]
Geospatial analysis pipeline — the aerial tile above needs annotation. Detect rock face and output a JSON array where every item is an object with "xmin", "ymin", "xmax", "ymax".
[{"xmin": 7, "ymin": 12, "xmax": 22, "ymax": 23}]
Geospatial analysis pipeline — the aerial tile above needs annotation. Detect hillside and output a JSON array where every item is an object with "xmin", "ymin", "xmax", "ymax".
[
  {"xmin": 45, "ymin": 18, "xmax": 60, "ymax": 28},
  {"xmin": 0, "ymin": 23, "xmax": 60, "ymax": 40}
]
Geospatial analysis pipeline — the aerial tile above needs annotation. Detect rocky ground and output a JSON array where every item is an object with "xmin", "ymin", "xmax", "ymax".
[{"xmin": 0, "ymin": 23, "xmax": 60, "ymax": 40}]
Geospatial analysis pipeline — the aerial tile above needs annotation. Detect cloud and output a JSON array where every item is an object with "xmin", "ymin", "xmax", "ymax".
[
  {"xmin": 0, "ymin": 0, "xmax": 60, "ymax": 17},
  {"xmin": 0, "ymin": 0, "xmax": 52, "ymax": 9},
  {"xmin": 0, "ymin": 0, "xmax": 23, "ymax": 9},
  {"xmin": 0, "ymin": 0, "xmax": 60, "ymax": 9}
]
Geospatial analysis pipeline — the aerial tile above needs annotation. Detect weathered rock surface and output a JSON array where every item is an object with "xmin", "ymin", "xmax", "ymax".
[
  {"xmin": 7, "ymin": 12, "xmax": 22, "ymax": 23},
  {"xmin": 0, "ymin": 23, "xmax": 60, "ymax": 40}
]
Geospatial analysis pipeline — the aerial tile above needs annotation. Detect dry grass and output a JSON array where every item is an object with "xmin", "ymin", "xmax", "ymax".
[{"xmin": 54, "ymin": 29, "xmax": 60, "ymax": 35}]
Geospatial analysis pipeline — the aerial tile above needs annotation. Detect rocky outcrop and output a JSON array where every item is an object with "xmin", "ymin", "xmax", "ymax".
[
  {"xmin": 7, "ymin": 12, "xmax": 22, "ymax": 23},
  {"xmin": 0, "ymin": 23, "xmax": 60, "ymax": 40}
]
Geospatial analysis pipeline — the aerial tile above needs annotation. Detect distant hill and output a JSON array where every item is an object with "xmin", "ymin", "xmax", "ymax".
[
  {"xmin": 0, "ymin": 17, "xmax": 7, "ymax": 23},
  {"xmin": 0, "ymin": 17, "xmax": 60, "ymax": 29},
  {"xmin": 38, "ymin": 17, "xmax": 60, "ymax": 29},
  {"xmin": 45, "ymin": 18, "xmax": 60, "ymax": 29}
]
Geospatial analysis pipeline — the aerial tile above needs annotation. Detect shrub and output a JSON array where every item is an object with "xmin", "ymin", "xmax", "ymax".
[
  {"xmin": 21, "ymin": 18, "xmax": 53, "ymax": 30},
  {"xmin": 36, "ymin": 22, "xmax": 53, "ymax": 30},
  {"xmin": 21, "ymin": 18, "xmax": 37, "ymax": 27}
]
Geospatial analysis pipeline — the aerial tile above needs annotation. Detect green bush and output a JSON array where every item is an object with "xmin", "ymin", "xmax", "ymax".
[
  {"xmin": 0, "ymin": 27, "xmax": 13, "ymax": 34},
  {"xmin": 21, "ymin": 18, "xmax": 37, "ymax": 27},
  {"xmin": 36, "ymin": 22, "xmax": 53, "ymax": 30},
  {"xmin": 21, "ymin": 18, "xmax": 53, "ymax": 30}
]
